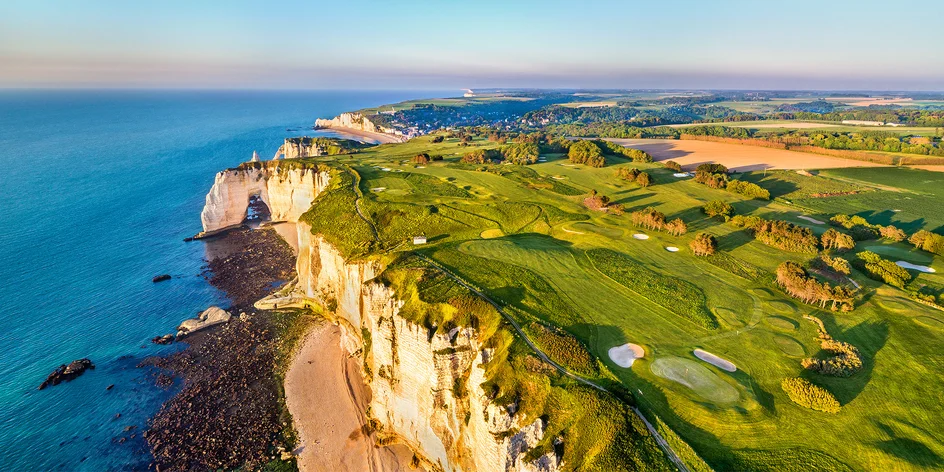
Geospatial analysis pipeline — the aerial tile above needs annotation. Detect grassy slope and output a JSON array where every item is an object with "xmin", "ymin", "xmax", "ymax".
[{"xmin": 293, "ymin": 134, "xmax": 944, "ymax": 471}]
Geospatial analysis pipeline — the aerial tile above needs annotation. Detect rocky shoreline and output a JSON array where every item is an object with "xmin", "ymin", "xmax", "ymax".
[{"xmin": 141, "ymin": 226, "xmax": 301, "ymax": 471}]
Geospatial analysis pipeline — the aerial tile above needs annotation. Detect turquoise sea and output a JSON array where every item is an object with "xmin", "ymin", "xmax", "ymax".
[{"xmin": 0, "ymin": 90, "xmax": 438, "ymax": 470}]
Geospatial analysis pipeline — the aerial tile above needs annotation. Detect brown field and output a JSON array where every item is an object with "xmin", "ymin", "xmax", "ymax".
[
  {"xmin": 608, "ymin": 138, "xmax": 889, "ymax": 171},
  {"xmin": 669, "ymin": 121, "xmax": 837, "ymax": 129}
]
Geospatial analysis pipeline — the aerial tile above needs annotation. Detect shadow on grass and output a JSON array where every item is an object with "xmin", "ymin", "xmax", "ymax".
[
  {"xmin": 813, "ymin": 315, "xmax": 889, "ymax": 406},
  {"xmin": 872, "ymin": 421, "xmax": 943, "ymax": 468}
]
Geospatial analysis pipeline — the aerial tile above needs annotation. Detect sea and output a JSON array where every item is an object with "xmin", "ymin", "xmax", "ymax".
[{"xmin": 0, "ymin": 89, "xmax": 442, "ymax": 470}]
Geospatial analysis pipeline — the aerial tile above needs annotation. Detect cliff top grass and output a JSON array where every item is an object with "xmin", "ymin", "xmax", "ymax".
[{"xmin": 290, "ymin": 130, "xmax": 944, "ymax": 471}]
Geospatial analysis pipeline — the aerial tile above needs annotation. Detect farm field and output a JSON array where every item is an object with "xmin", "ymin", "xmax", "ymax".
[
  {"xmin": 606, "ymin": 138, "xmax": 888, "ymax": 171},
  {"xmin": 667, "ymin": 120, "xmax": 943, "ymax": 136},
  {"xmin": 298, "ymin": 133, "xmax": 944, "ymax": 471}
]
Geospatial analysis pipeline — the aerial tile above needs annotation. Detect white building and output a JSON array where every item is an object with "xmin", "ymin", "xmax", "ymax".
[{"xmin": 412, "ymin": 236, "xmax": 427, "ymax": 245}]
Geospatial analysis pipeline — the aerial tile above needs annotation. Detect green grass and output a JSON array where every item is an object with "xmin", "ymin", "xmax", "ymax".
[
  {"xmin": 650, "ymin": 357, "xmax": 740, "ymax": 404},
  {"xmin": 289, "ymin": 133, "xmax": 944, "ymax": 471}
]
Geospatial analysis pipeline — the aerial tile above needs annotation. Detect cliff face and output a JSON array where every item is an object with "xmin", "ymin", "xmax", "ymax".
[
  {"xmin": 295, "ymin": 227, "xmax": 560, "ymax": 472},
  {"xmin": 315, "ymin": 112, "xmax": 407, "ymax": 142},
  {"xmin": 201, "ymin": 165, "xmax": 558, "ymax": 471},
  {"xmin": 200, "ymin": 167, "xmax": 330, "ymax": 233},
  {"xmin": 272, "ymin": 138, "xmax": 329, "ymax": 160}
]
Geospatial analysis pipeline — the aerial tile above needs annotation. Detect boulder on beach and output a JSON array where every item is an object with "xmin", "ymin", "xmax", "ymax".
[
  {"xmin": 151, "ymin": 334, "xmax": 174, "ymax": 345},
  {"xmin": 152, "ymin": 274, "xmax": 172, "ymax": 283},
  {"xmin": 177, "ymin": 306, "xmax": 232, "ymax": 338},
  {"xmin": 39, "ymin": 358, "xmax": 94, "ymax": 390}
]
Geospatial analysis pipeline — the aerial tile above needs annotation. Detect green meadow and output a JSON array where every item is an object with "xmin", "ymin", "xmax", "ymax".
[{"xmin": 297, "ymin": 134, "xmax": 944, "ymax": 471}]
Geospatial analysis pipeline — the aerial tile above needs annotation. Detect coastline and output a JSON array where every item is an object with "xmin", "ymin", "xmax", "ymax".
[
  {"xmin": 284, "ymin": 322, "xmax": 417, "ymax": 471},
  {"xmin": 314, "ymin": 125, "xmax": 405, "ymax": 144}
]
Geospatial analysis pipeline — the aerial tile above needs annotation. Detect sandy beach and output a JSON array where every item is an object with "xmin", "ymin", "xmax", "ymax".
[
  {"xmin": 316, "ymin": 126, "xmax": 405, "ymax": 144},
  {"xmin": 285, "ymin": 322, "xmax": 416, "ymax": 472}
]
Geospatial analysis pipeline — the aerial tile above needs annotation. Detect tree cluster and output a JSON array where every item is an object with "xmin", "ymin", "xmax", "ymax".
[
  {"xmin": 815, "ymin": 254, "xmax": 852, "ymax": 275},
  {"xmin": 615, "ymin": 167, "xmax": 651, "ymax": 187},
  {"xmin": 820, "ymin": 228, "xmax": 856, "ymax": 251},
  {"xmin": 461, "ymin": 149, "xmax": 502, "ymax": 164},
  {"xmin": 689, "ymin": 233, "xmax": 717, "ymax": 256},
  {"xmin": 663, "ymin": 160, "xmax": 682, "ymax": 172},
  {"xmin": 702, "ymin": 200, "xmax": 734, "ymax": 219},
  {"xmin": 731, "ymin": 216, "xmax": 820, "ymax": 253},
  {"xmin": 726, "ymin": 180, "xmax": 770, "ymax": 200},
  {"xmin": 568, "ymin": 140, "xmax": 606, "ymax": 167},
  {"xmin": 631, "ymin": 207, "xmax": 687, "ymax": 235},
  {"xmin": 910, "ymin": 230, "xmax": 944, "ymax": 256},
  {"xmin": 856, "ymin": 251, "xmax": 912, "ymax": 288},
  {"xmin": 583, "ymin": 189, "xmax": 623, "ymax": 214},
  {"xmin": 501, "ymin": 142, "xmax": 540, "ymax": 165},
  {"xmin": 593, "ymin": 140, "xmax": 653, "ymax": 162},
  {"xmin": 801, "ymin": 315, "xmax": 863, "ymax": 377},
  {"xmin": 781, "ymin": 378, "xmax": 841, "ymax": 414},
  {"xmin": 829, "ymin": 214, "xmax": 904, "ymax": 242},
  {"xmin": 776, "ymin": 261, "xmax": 855, "ymax": 311}
]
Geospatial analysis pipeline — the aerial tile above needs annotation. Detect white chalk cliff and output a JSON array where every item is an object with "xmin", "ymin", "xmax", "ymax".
[
  {"xmin": 200, "ymin": 166, "xmax": 330, "ymax": 234},
  {"xmin": 200, "ymin": 164, "xmax": 560, "ymax": 471},
  {"xmin": 272, "ymin": 138, "xmax": 331, "ymax": 160},
  {"xmin": 315, "ymin": 112, "xmax": 407, "ymax": 142}
]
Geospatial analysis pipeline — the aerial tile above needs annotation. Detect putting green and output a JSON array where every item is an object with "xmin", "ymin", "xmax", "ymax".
[
  {"xmin": 715, "ymin": 307, "xmax": 744, "ymax": 328},
  {"xmin": 915, "ymin": 316, "xmax": 944, "ymax": 330},
  {"xmin": 571, "ymin": 221, "xmax": 624, "ymax": 238},
  {"xmin": 765, "ymin": 316, "xmax": 798, "ymax": 331},
  {"xmin": 480, "ymin": 229, "xmax": 504, "ymax": 239},
  {"xmin": 880, "ymin": 299, "xmax": 912, "ymax": 312},
  {"xmin": 774, "ymin": 335, "xmax": 806, "ymax": 357},
  {"xmin": 766, "ymin": 300, "xmax": 797, "ymax": 314},
  {"xmin": 650, "ymin": 356, "xmax": 740, "ymax": 405}
]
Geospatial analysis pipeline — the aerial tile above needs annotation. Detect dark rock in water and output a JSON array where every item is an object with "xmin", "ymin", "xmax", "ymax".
[
  {"xmin": 39, "ymin": 359, "xmax": 94, "ymax": 390},
  {"xmin": 106, "ymin": 384, "xmax": 114, "ymax": 391},
  {"xmin": 183, "ymin": 236, "xmax": 194, "ymax": 242},
  {"xmin": 151, "ymin": 334, "xmax": 174, "ymax": 345},
  {"xmin": 152, "ymin": 274, "xmax": 172, "ymax": 283}
]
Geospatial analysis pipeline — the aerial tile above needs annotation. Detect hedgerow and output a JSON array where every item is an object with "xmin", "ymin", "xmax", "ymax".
[{"xmin": 781, "ymin": 378, "xmax": 841, "ymax": 414}]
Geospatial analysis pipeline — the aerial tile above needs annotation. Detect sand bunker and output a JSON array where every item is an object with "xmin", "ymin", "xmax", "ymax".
[
  {"xmin": 673, "ymin": 172, "xmax": 691, "ymax": 178},
  {"xmin": 633, "ymin": 234, "xmax": 650, "ymax": 240},
  {"xmin": 896, "ymin": 261, "xmax": 936, "ymax": 273},
  {"xmin": 370, "ymin": 187, "xmax": 386, "ymax": 192},
  {"xmin": 608, "ymin": 343, "xmax": 645, "ymax": 368},
  {"xmin": 650, "ymin": 357, "xmax": 739, "ymax": 404},
  {"xmin": 561, "ymin": 227, "xmax": 586, "ymax": 235},
  {"xmin": 381, "ymin": 167, "xmax": 391, "ymax": 171},
  {"xmin": 797, "ymin": 215, "xmax": 825, "ymax": 225},
  {"xmin": 665, "ymin": 246, "xmax": 680, "ymax": 252},
  {"xmin": 552, "ymin": 176, "xmax": 565, "ymax": 180},
  {"xmin": 693, "ymin": 349, "xmax": 737, "ymax": 372}
]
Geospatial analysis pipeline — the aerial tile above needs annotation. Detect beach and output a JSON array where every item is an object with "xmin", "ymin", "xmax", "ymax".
[
  {"xmin": 316, "ymin": 125, "xmax": 404, "ymax": 144},
  {"xmin": 285, "ymin": 322, "xmax": 416, "ymax": 471}
]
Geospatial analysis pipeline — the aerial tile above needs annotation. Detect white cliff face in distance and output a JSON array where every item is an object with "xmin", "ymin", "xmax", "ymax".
[{"xmin": 315, "ymin": 112, "xmax": 408, "ymax": 142}]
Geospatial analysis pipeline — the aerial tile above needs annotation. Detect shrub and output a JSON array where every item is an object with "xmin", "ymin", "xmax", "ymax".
[
  {"xmin": 615, "ymin": 167, "xmax": 641, "ymax": 181},
  {"xmin": 431, "ymin": 135, "xmax": 445, "ymax": 143},
  {"xmin": 568, "ymin": 140, "xmax": 606, "ymax": 167},
  {"xmin": 857, "ymin": 251, "xmax": 912, "ymax": 288},
  {"xmin": 665, "ymin": 218, "xmax": 688, "ymax": 236},
  {"xmin": 694, "ymin": 170, "xmax": 728, "ymax": 189},
  {"xmin": 412, "ymin": 153, "xmax": 430, "ymax": 165},
  {"xmin": 702, "ymin": 200, "xmax": 734, "ymax": 219},
  {"xmin": 664, "ymin": 160, "xmax": 682, "ymax": 172},
  {"xmin": 690, "ymin": 233, "xmax": 717, "ymax": 256},
  {"xmin": 781, "ymin": 378, "xmax": 841, "ymax": 413},
  {"xmin": 776, "ymin": 261, "xmax": 855, "ymax": 311}
]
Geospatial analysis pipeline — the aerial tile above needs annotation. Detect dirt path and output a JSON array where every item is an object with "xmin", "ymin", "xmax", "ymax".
[{"xmin": 285, "ymin": 322, "xmax": 415, "ymax": 472}]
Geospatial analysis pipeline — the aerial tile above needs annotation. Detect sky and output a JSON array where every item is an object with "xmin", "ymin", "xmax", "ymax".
[{"xmin": 1, "ymin": 0, "xmax": 942, "ymax": 91}]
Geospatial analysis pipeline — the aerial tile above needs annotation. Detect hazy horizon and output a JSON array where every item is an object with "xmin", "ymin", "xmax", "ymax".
[{"xmin": 2, "ymin": 0, "xmax": 942, "ymax": 91}]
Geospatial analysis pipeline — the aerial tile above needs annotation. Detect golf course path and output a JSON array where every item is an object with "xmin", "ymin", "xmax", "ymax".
[{"xmin": 414, "ymin": 253, "xmax": 691, "ymax": 472}]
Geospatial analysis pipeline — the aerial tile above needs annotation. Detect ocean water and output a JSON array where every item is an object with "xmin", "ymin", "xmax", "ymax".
[{"xmin": 0, "ymin": 90, "xmax": 440, "ymax": 470}]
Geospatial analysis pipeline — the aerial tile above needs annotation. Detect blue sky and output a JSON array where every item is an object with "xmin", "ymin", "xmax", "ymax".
[{"xmin": 1, "ymin": 0, "xmax": 941, "ymax": 90}]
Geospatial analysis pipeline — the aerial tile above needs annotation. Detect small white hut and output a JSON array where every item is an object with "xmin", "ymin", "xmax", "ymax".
[{"xmin": 412, "ymin": 236, "xmax": 427, "ymax": 245}]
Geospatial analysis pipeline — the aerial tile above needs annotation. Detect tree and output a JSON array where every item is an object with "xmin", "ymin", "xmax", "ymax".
[
  {"xmin": 690, "ymin": 233, "xmax": 717, "ymax": 256},
  {"xmin": 776, "ymin": 261, "xmax": 855, "ymax": 311},
  {"xmin": 568, "ymin": 140, "xmax": 606, "ymax": 167},
  {"xmin": 880, "ymin": 225, "xmax": 907, "ymax": 242},
  {"xmin": 821, "ymin": 228, "xmax": 855, "ymax": 251},
  {"xmin": 857, "ymin": 251, "xmax": 912, "ymax": 288},
  {"xmin": 781, "ymin": 378, "xmax": 841, "ymax": 413},
  {"xmin": 501, "ymin": 142, "xmax": 540, "ymax": 165},
  {"xmin": 665, "ymin": 218, "xmax": 688, "ymax": 236},
  {"xmin": 636, "ymin": 172, "xmax": 652, "ymax": 187},
  {"xmin": 462, "ymin": 149, "xmax": 501, "ymax": 164},
  {"xmin": 703, "ymin": 200, "xmax": 734, "ymax": 219},
  {"xmin": 727, "ymin": 180, "xmax": 770, "ymax": 200},
  {"xmin": 664, "ymin": 160, "xmax": 682, "ymax": 172},
  {"xmin": 631, "ymin": 207, "xmax": 666, "ymax": 230},
  {"xmin": 412, "ymin": 153, "xmax": 430, "ymax": 165},
  {"xmin": 910, "ymin": 230, "xmax": 944, "ymax": 256}
]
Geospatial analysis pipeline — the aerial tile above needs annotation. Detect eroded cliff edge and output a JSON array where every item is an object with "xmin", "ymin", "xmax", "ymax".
[{"xmin": 315, "ymin": 112, "xmax": 408, "ymax": 143}]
